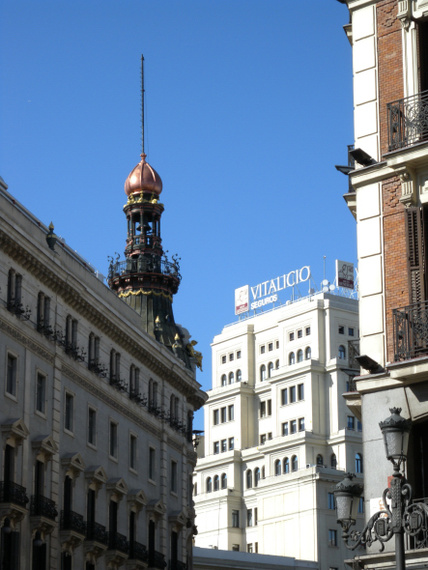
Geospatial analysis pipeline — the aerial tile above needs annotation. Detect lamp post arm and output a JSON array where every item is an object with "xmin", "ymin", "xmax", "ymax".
[{"xmin": 341, "ymin": 509, "xmax": 393, "ymax": 551}]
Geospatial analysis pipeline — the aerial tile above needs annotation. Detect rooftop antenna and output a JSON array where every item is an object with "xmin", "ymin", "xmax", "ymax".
[{"xmin": 141, "ymin": 54, "xmax": 145, "ymax": 155}]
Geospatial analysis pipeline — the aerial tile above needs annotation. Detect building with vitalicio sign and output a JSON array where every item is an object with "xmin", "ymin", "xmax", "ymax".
[
  {"xmin": 336, "ymin": 0, "xmax": 428, "ymax": 567},
  {"xmin": 0, "ymin": 143, "xmax": 205, "ymax": 568},
  {"xmin": 193, "ymin": 281, "xmax": 363, "ymax": 570}
]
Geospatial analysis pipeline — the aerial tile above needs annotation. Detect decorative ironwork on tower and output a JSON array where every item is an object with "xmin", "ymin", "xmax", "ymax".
[{"xmin": 108, "ymin": 57, "xmax": 200, "ymax": 370}]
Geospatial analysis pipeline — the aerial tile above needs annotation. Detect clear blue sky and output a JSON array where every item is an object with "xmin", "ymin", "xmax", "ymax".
[{"xmin": 0, "ymin": 1, "xmax": 354, "ymax": 430}]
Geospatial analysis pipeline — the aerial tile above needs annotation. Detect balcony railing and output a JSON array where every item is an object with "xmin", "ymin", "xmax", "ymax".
[
  {"xmin": 393, "ymin": 301, "xmax": 428, "ymax": 361},
  {"xmin": 30, "ymin": 494, "xmax": 58, "ymax": 520},
  {"xmin": 129, "ymin": 540, "xmax": 148, "ymax": 562},
  {"xmin": 108, "ymin": 254, "xmax": 181, "ymax": 283},
  {"xmin": 149, "ymin": 550, "xmax": 167, "ymax": 569},
  {"xmin": 0, "ymin": 481, "xmax": 29, "ymax": 507},
  {"xmin": 387, "ymin": 89, "xmax": 428, "ymax": 151},
  {"xmin": 108, "ymin": 531, "xmax": 129, "ymax": 554},
  {"xmin": 60, "ymin": 510, "xmax": 87, "ymax": 535},
  {"xmin": 86, "ymin": 521, "xmax": 109, "ymax": 545}
]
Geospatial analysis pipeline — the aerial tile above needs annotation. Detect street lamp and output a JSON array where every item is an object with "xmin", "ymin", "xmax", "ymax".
[{"xmin": 334, "ymin": 407, "xmax": 428, "ymax": 570}]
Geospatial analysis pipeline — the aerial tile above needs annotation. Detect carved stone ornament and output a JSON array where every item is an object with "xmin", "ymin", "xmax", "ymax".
[
  {"xmin": 399, "ymin": 168, "xmax": 416, "ymax": 207},
  {"xmin": 398, "ymin": 0, "xmax": 412, "ymax": 29}
]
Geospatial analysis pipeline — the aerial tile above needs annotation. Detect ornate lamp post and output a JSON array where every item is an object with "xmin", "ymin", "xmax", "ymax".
[{"xmin": 334, "ymin": 407, "xmax": 428, "ymax": 570}]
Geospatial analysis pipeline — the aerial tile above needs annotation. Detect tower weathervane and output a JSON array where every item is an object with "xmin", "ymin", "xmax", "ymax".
[{"xmin": 141, "ymin": 54, "xmax": 145, "ymax": 155}]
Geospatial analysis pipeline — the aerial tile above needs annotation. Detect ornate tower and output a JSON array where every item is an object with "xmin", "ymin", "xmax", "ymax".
[{"xmin": 108, "ymin": 58, "xmax": 199, "ymax": 370}]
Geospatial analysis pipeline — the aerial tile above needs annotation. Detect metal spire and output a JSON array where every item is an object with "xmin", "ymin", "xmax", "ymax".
[{"xmin": 141, "ymin": 54, "xmax": 145, "ymax": 155}]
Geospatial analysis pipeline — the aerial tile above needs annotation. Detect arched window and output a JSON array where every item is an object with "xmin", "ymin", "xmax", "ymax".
[
  {"xmin": 221, "ymin": 374, "xmax": 227, "ymax": 386},
  {"xmin": 283, "ymin": 457, "xmax": 290, "ymax": 473},
  {"xmin": 289, "ymin": 352, "xmax": 295, "ymax": 365},
  {"xmin": 339, "ymin": 345, "xmax": 346, "ymax": 359},
  {"xmin": 297, "ymin": 349, "xmax": 303, "ymax": 362},
  {"xmin": 268, "ymin": 362, "xmax": 274, "ymax": 378},
  {"xmin": 275, "ymin": 359, "xmax": 280, "ymax": 369},
  {"xmin": 246, "ymin": 469, "xmax": 252, "ymax": 489},
  {"xmin": 254, "ymin": 467, "xmax": 260, "ymax": 487},
  {"xmin": 236, "ymin": 369, "xmax": 242, "ymax": 382},
  {"xmin": 206, "ymin": 477, "xmax": 212, "ymax": 493},
  {"xmin": 221, "ymin": 473, "xmax": 227, "ymax": 489},
  {"xmin": 274, "ymin": 459, "xmax": 281, "ymax": 476},
  {"xmin": 229, "ymin": 371, "xmax": 234, "ymax": 384},
  {"xmin": 316, "ymin": 454, "xmax": 323, "ymax": 466},
  {"xmin": 331, "ymin": 454, "xmax": 337, "ymax": 469},
  {"xmin": 305, "ymin": 346, "xmax": 311, "ymax": 359},
  {"xmin": 355, "ymin": 453, "xmax": 363, "ymax": 473},
  {"xmin": 214, "ymin": 475, "xmax": 219, "ymax": 491},
  {"xmin": 291, "ymin": 455, "xmax": 298, "ymax": 472},
  {"xmin": 260, "ymin": 365, "xmax": 266, "ymax": 382}
]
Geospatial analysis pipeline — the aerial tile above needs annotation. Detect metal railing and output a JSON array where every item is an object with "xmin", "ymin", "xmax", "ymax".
[
  {"xmin": 60, "ymin": 510, "xmax": 86, "ymax": 535},
  {"xmin": 86, "ymin": 521, "xmax": 109, "ymax": 545},
  {"xmin": 149, "ymin": 550, "xmax": 167, "ymax": 569},
  {"xmin": 30, "ymin": 494, "xmax": 58, "ymax": 520},
  {"xmin": 387, "ymin": 89, "xmax": 428, "ymax": 151},
  {"xmin": 393, "ymin": 301, "xmax": 428, "ymax": 361},
  {"xmin": 108, "ymin": 254, "xmax": 181, "ymax": 283},
  {"xmin": 0, "ymin": 481, "xmax": 29, "ymax": 507},
  {"xmin": 108, "ymin": 531, "xmax": 129, "ymax": 554},
  {"xmin": 129, "ymin": 541, "xmax": 148, "ymax": 562}
]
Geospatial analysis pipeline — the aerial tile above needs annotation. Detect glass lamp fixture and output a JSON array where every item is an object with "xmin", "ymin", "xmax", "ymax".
[
  {"xmin": 379, "ymin": 407, "xmax": 411, "ymax": 471},
  {"xmin": 334, "ymin": 472, "xmax": 364, "ymax": 532}
]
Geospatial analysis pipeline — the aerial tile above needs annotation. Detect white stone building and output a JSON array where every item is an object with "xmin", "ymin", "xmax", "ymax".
[
  {"xmin": 0, "ymin": 163, "xmax": 205, "ymax": 569},
  {"xmin": 193, "ymin": 289, "xmax": 363, "ymax": 570}
]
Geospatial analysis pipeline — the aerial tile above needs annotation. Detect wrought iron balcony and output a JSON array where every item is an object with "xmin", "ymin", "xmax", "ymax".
[
  {"xmin": 30, "ymin": 494, "xmax": 58, "ymax": 520},
  {"xmin": 108, "ymin": 254, "xmax": 181, "ymax": 282},
  {"xmin": 393, "ymin": 301, "xmax": 428, "ymax": 361},
  {"xmin": 108, "ymin": 531, "xmax": 129, "ymax": 554},
  {"xmin": 60, "ymin": 510, "xmax": 86, "ymax": 535},
  {"xmin": 149, "ymin": 550, "xmax": 167, "ymax": 569},
  {"xmin": 0, "ymin": 481, "xmax": 29, "ymax": 507},
  {"xmin": 387, "ymin": 89, "xmax": 428, "ymax": 151},
  {"xmin": 86, "ymin": 521, "xmax": 109, "ymax": 545},
  {"xmin": 129, "ymin": 540, "xmax": 148, "ymax": 562}
]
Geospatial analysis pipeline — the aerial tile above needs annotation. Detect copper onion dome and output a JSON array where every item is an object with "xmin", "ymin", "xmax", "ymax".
[{"xmin": 124, "ymin": 153, "xmax": 163, "ymax": 197}]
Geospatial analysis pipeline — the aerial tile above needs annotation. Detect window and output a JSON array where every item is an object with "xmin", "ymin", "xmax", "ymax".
[
  {"xmin": 255, "ymin": 542, "xmax": 258, "ymax": 553},
  {"xmin": 290, "ymin": 386, "xmax": 296, "ymax": 403},
  {"xmin": 130, "ymin": 435, "xmax": 137, "ymax": 470},
  {"xmin": 221, "ymin": 439, "xmax": 227, "ymax": 453},
  {"xmin": 275, "ymin": 359, "xmax": 280, "ymax": 369},
  {"xmin": 282, "ymin": 422, "xmax": 289, "ymax": 436},
  {"xmin": 276, "ymin": 340, "xmax": 279, "ymax": 348},
  {"xmin": 358, "ymin": 497, "xmax": 364, "ymax": 513},
  {"xmin": 254, "ymin": 507, "xmax": 258, "ymax": 525},
  {"xmin": 221, "ymin": 355, "xmax": 226, "ymax": 364},
  {"xmin": 88, "ymin": 333, "xmax": 100, "ymax": 370},
  {"xmin": 283, "ymin": 457, "xmax": 289, "ymax": 473},
  {"xmin": 281, "ymin": 388, "xmax": 288, "ymax": 406},
  {"xmin": 289, "ymin": 352, "xmax": 295, "ymax": 365},
  {"xmin": 268, "ymin": 432, "xmax": 272, "ymax": 440},
  {"xmin": 65, "ymin": 315, "xmax": 78, "ymax": 353},
  {"xmin": 260, "ymin": 364, "xmax": 266, "ymax": 381},
  {"xmin": 338, "ymin": 345, "xmax": 346, "ymax": 359},
  {"xmin": 228, "ymin": 404, "xmax": 234, "ymax": 421},
  {"xmin": 149, "ymin": 379, "xmax": 158, "ymax": 408},
  {"xmin": 291, "ymin": 455, "xmax": 298, "ymax": 472},
  {"xmin": 88, "ymin": 407, "xmax": 96, "ymax": 446},
  {"xmin": 290, "ymin": 420, "xmax": 297, "ymax": 434},
  {"xmin": 232, "ymin": 510, "xmax": 239, "ymax": 528},
  {"xmin": 110, "ymin": 349, "xmax": 121, "ymax": 382},
  {"xmin": 268, "ymin": 362, "xmax": 274, "ymax": 377},
  {"xmin": 219, "ymin": 407, "xmax": 226, "ymax": 423},
  {"xmin": 289, "ymin": 332, "xmax": 294, "ymax": 341},
  {"xmin": 7, "ymin": 269, "xmax": 22, "ymax": 312},
  {"xmin": 109, "ymin": 421, "xmax": 118, "ymax": 458},
  {"xmin": 328, "ymin": 529, "xmax": 337, "ymax": 547},
  {"xmin": 268, "ymin": 343, "xmax": 273, "ymax": 352},
  {"xmin": 347, "ymin": 416, "xmax": 355, "ymax": 430},
  {"xmin": 36, "ymin": 372, "xmax": 46, "ymax": 413},
  {"xmin": 247, "ymin": 544, "xmax": 253, "ymax": 553},
  {"xmin": 261, "ymin": 466, "xmax": 265, "ymax": 479},
  {"xmin": 221, "ymin": 374, "xmax": 227, "ymax": 386},
  {"xmin": 328, "ymin": 493, "xmax": 335, "ymax": 509},
  {"xmin": 331, "ymin": 454, "xmax": 337, "ymax": 469},
  {"xmin": 232, "ymin": 544, "xmax": 240, "ymax": 551},
  {"xmin": 260, "ymin": 345, "xmax": 265, "ymax": 354},
  {"xmin": 246, "ymin": 470, "xmax": 252, "ymax": 488},
  {"xmin": 65, "ymin": 392, "xmax": 74, "ymax": 432},
  {"xmin": 129, "ymin": 365, "xmax": 140, "ymax": 396},
  {"xmin": 275, "ymin": 459, "xmax": 281, "ymax": 476},
  {"xmin": 260, "ymin": 434, "xmax": 266, "ymax": 445},
  {"xmin": 236, "ymin": 369, "xmax": 242, "ymax": 382},
  {"xmin": 37, "ymin": 292, "xmax": 51, "ymax": 333},
  {"xmin": 6, "ymin": 353, "xmax": 17, "ymax": 397},
  {"xmin": 316, "ymin": 454, "xmax": 323, "ymax": 466},
  {"xmin": 170, "ymin": 394, "xmax": 179, "ymax": 421},
  {"xmin": 213, "ymin": 474, "xmax": 219, "ymax": 491},
  {"xmin": 247, "ymin": 508, "xmax": 253, "ymax": 527},
  {"xmin": 213, "ymin": 441, "xmax": 220, "ymax": 454},
  {"xmin": 260, "ymin": 401, "xmax": 266, "ymax": 418},
  {"xmin": 149, "ymin": 447, "xmax": 156, "ymax": 480},
  {"xmin": 298, "ymin": 383, "xmax": 304, "ymax": 400},
  {"xmin": 206, "ymin": 477, "xmax": 212, "ymax": 493},
  {"xmin": 305, "ymin": 346, "xmax": 311, "ymax": 359},
  {"xmin": 357, "ymin": 420, "xmax": 363, "ymax": 432},
  {"xmin": 229, "ymin": 437, "xmax": 234, "ymax": 450},
  {"xmin": 213, "ymin": 409, "xmax": 219, "ymax": 425},
  {"xmin": 338, "ymin": 325, "xmax": 345, "ymax": 334},
  {"xmin": 237, "ymin": 351, "xmax": 241, "ymax": 359},
  {"xmin": 229, "ymin": 353, "xmax": 234, "ymax": 361},
  {"xmin": 298, "ymin": 417, "xmax": 305, "ymax": 431},
  {"xmin": 254, "ymin": 467, "xmax": 260, "ymax": 487},
  {"xmin": 228, "ymin": 371, "xmax": 234, "ymax": 384},
  {"xmin": 348, "ymin": 327, "xmax": 355, "ymax": 336},
  {"xmin": 355, "ymin": 453, "xmax": 363, "ymax": 473},
  {"xmin": 297, "ymin": 329, "xmax": 303, "ymax": 338},
  {"xmin": 221, "ymin": 473, "xmax": 227, "ymax": 489},
  {"xmin": 297, "ymin": 349, "xmax": 303, "ymax": 362},
  {"xmin": 305, "ymin": 326, "xmax": 311, "ymax": 336}
]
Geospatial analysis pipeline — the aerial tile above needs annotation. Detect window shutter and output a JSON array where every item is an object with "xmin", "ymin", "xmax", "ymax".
[{"xmin": 406, "ymin": 207, "xmax": 426, "ymax": 304}]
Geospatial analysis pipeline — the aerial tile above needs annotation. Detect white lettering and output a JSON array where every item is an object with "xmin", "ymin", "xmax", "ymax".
[
  {"xmin": 299, "ymin": 266, "xmax": 311, "ymax": 282},
  {"xmin": 268, "ymin": 280, "xmax": 277, "ymax": 294},
  {"xmin": 286, "ymin": 271, "xmax": 296, "ymax": 287},
  {"xmin": 251, "ymin": 284, "xmax": 262, "ymax": 300},
  {"xmin": 248, "ymin": 266, "xmax": 311, "ymax": 301}
]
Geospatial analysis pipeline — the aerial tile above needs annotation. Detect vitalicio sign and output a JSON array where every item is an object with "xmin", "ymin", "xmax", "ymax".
[{"xmin": 235, "ymin": 266, "xmax": 311, "ymax": 315}]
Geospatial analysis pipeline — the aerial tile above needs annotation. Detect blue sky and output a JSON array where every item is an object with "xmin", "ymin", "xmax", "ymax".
[{"xmin": 0, "ymin": 1, "xmax": 354, "ymax": 429}]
